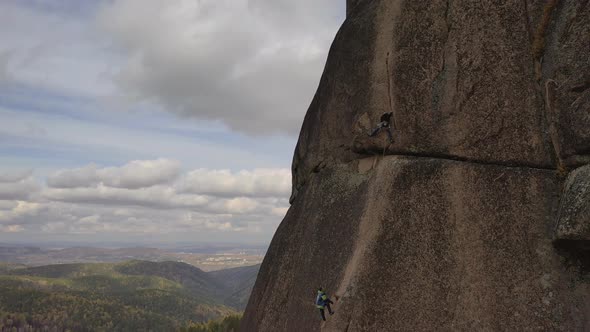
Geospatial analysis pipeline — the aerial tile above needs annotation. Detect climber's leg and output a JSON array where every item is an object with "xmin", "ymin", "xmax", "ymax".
[
  {"xmin": 326, "ymin": 302, "xmax": 334, "ymax": 315},
  {"xmin": 319, "ymin": 308, "xmax": 326, "ymax": 321},
  {"xmin": 386, "ymin": 126, "xmax": 393, "ymax": 142}
]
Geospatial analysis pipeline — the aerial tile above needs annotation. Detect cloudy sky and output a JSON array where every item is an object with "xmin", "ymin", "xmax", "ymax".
[{"xmin": 0, "ymin": 0, "xmax": 344, "ymax": 245}]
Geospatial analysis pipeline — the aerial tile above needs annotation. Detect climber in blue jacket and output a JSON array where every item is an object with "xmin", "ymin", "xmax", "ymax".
[{"xmin": 315, "ymin": 287, "xmax": 334, "ymax": 321}]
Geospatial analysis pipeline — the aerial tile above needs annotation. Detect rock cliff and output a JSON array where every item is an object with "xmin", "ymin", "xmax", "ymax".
[{"xmin": 242, "ymin": 1, "xmax": 590, "ymax": 331}]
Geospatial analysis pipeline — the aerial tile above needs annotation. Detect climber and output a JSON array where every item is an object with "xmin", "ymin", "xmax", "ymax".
[
  {"xmin": 368, "ymin": 112, "xmax": 394, "ymax": 142},
  {"xmin": 315, "ymin": 287, "xmax": 334, "ymax": 321}
]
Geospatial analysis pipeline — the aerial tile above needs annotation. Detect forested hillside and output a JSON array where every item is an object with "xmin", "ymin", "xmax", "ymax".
[
  {"xmin": 209, "ymin": 264, "xmax": 260, "ymax": 310},
  {"xmin": 0, "ymin": 260, "xmax": 259, "ymax": 331}
]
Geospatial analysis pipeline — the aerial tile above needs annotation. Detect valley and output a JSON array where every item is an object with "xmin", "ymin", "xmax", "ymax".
[{"xmin": 0, "ymin": 259, "xmax": 260, "ymax": 331}]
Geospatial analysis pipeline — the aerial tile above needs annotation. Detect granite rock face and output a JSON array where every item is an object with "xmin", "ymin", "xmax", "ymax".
[
  {"xmin": 541, "ymin": 1, "xmax": 590, "ymax": 166},
  {"xmin": 555, "ymin": 165, "xmax": 590, "ymax": 241},
  {"xmin": 242, "ymin": 1, "xmax": 590, "ymax": 331}
]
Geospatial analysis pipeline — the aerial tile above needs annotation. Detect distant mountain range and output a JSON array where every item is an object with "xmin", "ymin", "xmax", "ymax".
[
  {"xmin": 0, "ymin": 245, "xmax": 264, "ymax": 271},
  {"xmin": 0, "ymin": 260, "xmax": 260, "ymax": 331}
]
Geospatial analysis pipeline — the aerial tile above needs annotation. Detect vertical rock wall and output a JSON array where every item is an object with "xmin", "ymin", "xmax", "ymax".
[
  {"xmin": 242, "ymin": 1, "xmax": 590, "ymax": 331},
  {"xmin": 346, "ymin": 0, "xmax": 366, "ymax": 17}
]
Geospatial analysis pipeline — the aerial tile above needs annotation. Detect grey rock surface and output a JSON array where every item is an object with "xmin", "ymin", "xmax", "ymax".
[
  {"xmin": 242, "ymin": 1, "xmax": 590, "ymax": 331},
  {"xmin": 556, "ymin": 164, "xmax": 590, "ymax": 241}
]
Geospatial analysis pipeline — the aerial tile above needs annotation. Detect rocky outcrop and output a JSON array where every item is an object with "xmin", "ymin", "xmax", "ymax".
[
  {"xmin": 540, "ymin": 1, "xmax": 590, "ymax": 166},
  {"xmin": 242, "ymin": 1, "xmax": 590, "ymax": 331},
  {"xmin": 555, "ymin": 165, "xmax": 590, "ymax": 241},
  {"xmin": 554, "ymin": 165, "xmax": 590, "ymax": 279}
]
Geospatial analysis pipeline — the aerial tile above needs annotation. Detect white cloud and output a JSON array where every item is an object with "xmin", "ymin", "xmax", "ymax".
[
  {"xmin": 26, "ymin": 200, "xmax": 279, "ymax": 236},
  {"xmin": 12, "ymin": 200, "xmax": 41, "ymax": 215},
  {"xmin": 0, "ymin": 224, "xmax": 24, "ymax": 233},
  {"xmin": 97, "ymin": 0, "xmax": 343, "ymax": 135},
  {"xmin": 42, "ymin": 184, "xmax": 209, "ymax": 209},
  {"xmin": 221, "ymin": 197, "xmax": 259, "ymax": 215},
  {"xmin": 0, "ymin": 200, "xmax": 42, "ymax": 223},
  {"xmin": 180, "ymin": 168, "xmax": 291, "ymax": 197},
  {"xmin": 98, "ymin": 159, "xmax": 182, "ymax": 189},
  {"xmin": 0, "ymin": 176, "xmax": 40, "ymax": 200},
  {"xmin": 0, "ymin": 201, "xmax": 17, "ymax": 210},
  {"xmin": 46, "ymin": 164, "xmax": 100, "ymax": 188},
  {"xmin": 79, "ymin": 214, "xmax": 100, "ymax": 224},
  {"xmin": 47, "ymin": 159, "xmax": 182, "ymax": 189},
  {"xmin": 39, "ymin": 163, "xmax": 291, "ymax": 222},
  {"xmin": 182, "ymin": 212, "xmax": 243, "ymax": 232},
  {"xmin": 0, "ymin": 0, "xmax": 329, "ymax": 242},
  {"xmin": 0, "ymin": 186, "xmax": 288, "ymax": 240},
  {"xmin": 0, "ymin": 169, "xmax": 33, "ymax": 182}
]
